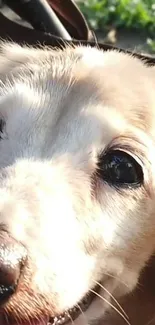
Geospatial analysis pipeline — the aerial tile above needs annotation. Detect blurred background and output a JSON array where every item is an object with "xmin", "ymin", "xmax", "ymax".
[
  {"xmin": 77, "ymin": 0, "xmax": 155, "ymax": 54},
  {"xmin": 0, "ymin": 0, "xmax": 155, "ymax": 55}
]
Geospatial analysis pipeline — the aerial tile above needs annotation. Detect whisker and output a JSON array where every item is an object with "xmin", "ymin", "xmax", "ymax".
[
  {"xmin": 90, "ymin": 289, "xmax": 131, "ymax": 325},
  {"xmin": 66, "ymin": 311, "xmax": 75, "ymax": 325},
  {"xmin": 100, "ymin": 271, "xmax": 131, "ymax": 290},
  {"xmin": 76, "ymin": 303, "xmax": 89, "ymax": 325},
  {"xmin": 93, "ymin": 279, "xmax": 129, "ymax": 319}
]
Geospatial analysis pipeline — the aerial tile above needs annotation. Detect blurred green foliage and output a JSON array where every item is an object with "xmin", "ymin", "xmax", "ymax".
[{"xmin": 78, "ymin": 0, "xmax": 155, "ymax": 34}]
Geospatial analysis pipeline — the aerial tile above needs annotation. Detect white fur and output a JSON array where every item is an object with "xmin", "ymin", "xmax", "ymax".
[{"xmin": 0, "ymin": 43, "xmax": 154, "ymax": 324}]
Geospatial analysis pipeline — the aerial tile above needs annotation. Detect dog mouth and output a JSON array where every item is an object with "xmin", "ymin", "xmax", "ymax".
[
  {"xmin": 48, "ymin": 288, "xmax": 97, "ymax": 325},
  {"xmin": 3, "ymin": 287, "xmax": 98, "ymax": 325}
]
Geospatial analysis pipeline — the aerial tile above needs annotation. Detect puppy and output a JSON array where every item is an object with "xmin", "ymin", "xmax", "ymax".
[{"xmin": 0, "ymin": 43, "xmax": 154, "ymax": 325}]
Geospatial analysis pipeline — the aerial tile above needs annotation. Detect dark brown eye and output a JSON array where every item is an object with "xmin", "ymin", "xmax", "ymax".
[{"xmin": 98, "ymin": 150, "xmax": 143, "ymax": 188}]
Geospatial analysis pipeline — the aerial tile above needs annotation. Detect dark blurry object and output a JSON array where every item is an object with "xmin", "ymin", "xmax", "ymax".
[
  {"xmin": 4, "ymin": 0, "xmax": 71, "ymax": 40},
  {"xmin": 3, "ymin": 0, "xmax": 94, "ymax": 41},
  {"xmin": 0, "ymin": 0, "xmax": 155, "ymax": 64}
]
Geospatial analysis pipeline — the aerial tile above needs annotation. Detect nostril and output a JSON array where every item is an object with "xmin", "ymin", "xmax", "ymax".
[
  {"xmin": 0, "ymin": 256, "xmax": 21, "ymax": 305},
  {"xmin": 0, "ymin": 284, "xmax": 15, "ymax": 305},
  {"xmin": 0, "ymin": 232, "xmax": 27, "ymax": 305}
]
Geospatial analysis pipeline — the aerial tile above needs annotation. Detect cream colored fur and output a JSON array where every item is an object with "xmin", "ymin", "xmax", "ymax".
[{"xmin": 0, "ymin": 43, "xmax": 154, "ymax": 324}]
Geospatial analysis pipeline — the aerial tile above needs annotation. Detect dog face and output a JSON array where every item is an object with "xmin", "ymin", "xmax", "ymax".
[{"xmin": 0, "ymin": 43, "xmax": 154, "ymax": 325}]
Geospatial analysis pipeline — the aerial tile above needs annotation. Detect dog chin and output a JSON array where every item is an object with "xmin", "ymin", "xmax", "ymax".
[
  {"xmin": 0, "ymin": 283, "xmax": 113, "ymax": 325},
  {"xmin": 0, "ymin": 271, "xmax": 138, "ymax": 325}
]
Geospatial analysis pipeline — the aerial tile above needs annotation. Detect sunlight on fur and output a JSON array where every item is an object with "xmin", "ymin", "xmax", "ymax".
[{"xmin": 0, "ymin": 42, "xmax": 154, "ymax": 325}]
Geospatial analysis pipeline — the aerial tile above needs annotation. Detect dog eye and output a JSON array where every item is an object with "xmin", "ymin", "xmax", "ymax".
[{"xmin": 98, "ymin": 150, "xmax": 143, "ymax": 188}]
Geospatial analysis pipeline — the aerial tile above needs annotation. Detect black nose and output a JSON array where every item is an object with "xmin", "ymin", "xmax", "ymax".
[{"xmin": 0, "ymin": 232, "xmax": 27, "ymax": 306}]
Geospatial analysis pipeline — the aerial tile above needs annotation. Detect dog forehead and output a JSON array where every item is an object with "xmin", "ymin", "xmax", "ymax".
[
  {"xmin": 0, "ymin": 80, "xmax": 125, "ymax": 170},
  {"xmin": 9, "ymin": 79, "xmax": 122, "ymax": 154},
  {"xmin": 0, "ymin": 44, "xmax": 151, "ymax": 161}
]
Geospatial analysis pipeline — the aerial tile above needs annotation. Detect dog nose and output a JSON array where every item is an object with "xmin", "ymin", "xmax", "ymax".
[{"xmin": 0, "ymin": 232, "xmax": 27, "ymax": 306}]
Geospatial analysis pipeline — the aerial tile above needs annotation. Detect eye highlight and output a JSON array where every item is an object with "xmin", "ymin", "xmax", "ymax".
[{"xmin": 98, "ymin": 150, "xmax": 143, "ymax": 188}]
